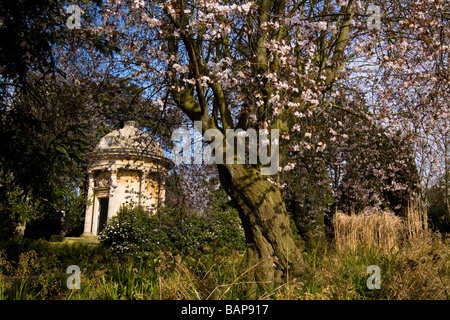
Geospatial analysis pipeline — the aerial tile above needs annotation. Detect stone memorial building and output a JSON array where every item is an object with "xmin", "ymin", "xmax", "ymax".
[{"xmin": 81, "ymin": 121, "xmax": 171, "ymax": 237}]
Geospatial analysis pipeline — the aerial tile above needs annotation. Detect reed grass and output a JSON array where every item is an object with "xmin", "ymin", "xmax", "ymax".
[
  {"xmin": 333, "ymin": 211, "xmax": 404, "ymax": 253},
  {"xmin": 405, "ymin": 199, "xmax": 429, "ymax": 240},
  {"xmin": 333, "ymin": 201, "xmax": 432, "ymax": 253}
]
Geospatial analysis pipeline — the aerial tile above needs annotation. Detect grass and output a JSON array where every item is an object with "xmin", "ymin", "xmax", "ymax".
[
  {"xmin": 333, "ymin": 211, "xmax": 404, "ymax": 253},
  {"xmin": 0, "ymin": 208, "xmax": 448, "ymax": 300},
  {"xmin": 302, "ymin": 235, "xmax": 448, "ymax": 299},
  {"xmin": 0, "ymin": 236, "xmax": 447, "ymax": 300}
]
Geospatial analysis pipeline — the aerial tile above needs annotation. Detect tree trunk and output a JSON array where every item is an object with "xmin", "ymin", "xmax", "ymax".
[{"xmin": 217, "ymin": 163, "xmax": 305, "ymax": 295}]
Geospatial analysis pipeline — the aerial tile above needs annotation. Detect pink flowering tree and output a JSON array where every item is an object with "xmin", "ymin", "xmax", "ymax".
[{"xmin": 346, "ymin": 0, "xmax": 449, "ymax": 213}]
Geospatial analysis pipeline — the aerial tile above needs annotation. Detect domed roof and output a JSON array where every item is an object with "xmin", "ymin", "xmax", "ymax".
[{"xmin": 95, "ymin": 121, "xmax": 164, "ymax": 158}]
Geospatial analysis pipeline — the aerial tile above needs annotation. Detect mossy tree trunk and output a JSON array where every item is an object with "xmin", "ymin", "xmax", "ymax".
[{"xmin": 217, "ymin": 163, "xmax": 305, "ymax": 294}]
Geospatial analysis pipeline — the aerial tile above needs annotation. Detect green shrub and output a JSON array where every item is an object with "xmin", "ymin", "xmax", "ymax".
[
  {"xmin": 50, "ymin": 235, "xmax": 64, "ymax": 243},
  {"xmin": 146, "ymin": 206, "xmax": 245, "ymax": 255},
  {"xmin": 99, "ymin": 205, "xmax": 245, "ymax": 256},
  {"xmin": 208, "ymin": 208, "xmax": 246, "ymax": 252},
  {"xmin": 154, "ymin": 207, "xmax": 211, "ymax": 254}
]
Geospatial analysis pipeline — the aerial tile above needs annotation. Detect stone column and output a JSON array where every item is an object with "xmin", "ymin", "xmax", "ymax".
[
  {"xmin": 147, "ymin": 169, "xmax": 159, "ymax": 214},
  {"xmin": 138, "ymin": 169, "xmax": 148, "ymax": 209},
  {"xmin": 82, "ymin": 172, "xmax": 95, "ymax": 236},
  {"xmin": 159, "ymin": 172, "xmax": 166, "ymax": 209},
  {"xmin": 107, "ymin": 168, "xmax": 118, "ymax": 220}
]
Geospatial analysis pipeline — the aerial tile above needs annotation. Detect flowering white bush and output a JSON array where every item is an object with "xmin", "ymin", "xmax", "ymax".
[{"xmin": 99, "ymin": 205, "xmax": 155, "ymax": 255}]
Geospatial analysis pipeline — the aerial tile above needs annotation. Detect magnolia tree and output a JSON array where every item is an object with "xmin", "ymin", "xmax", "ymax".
[
  {"xmin": 342, "ymin": 0, "xmax": 449, "ymax": 211},
  {"xmin": 57, "ymin": 0, "xmax": 446, "ymax": 290},
  {"xmin": 283, "ymin": 90, "xmax": 420, "ymax": 240}
]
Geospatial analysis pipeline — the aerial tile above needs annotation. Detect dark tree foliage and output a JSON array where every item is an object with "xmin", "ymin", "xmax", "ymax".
[{"xmin": 0, "ymin": 0, "xmax": 65, "ymax": 83}]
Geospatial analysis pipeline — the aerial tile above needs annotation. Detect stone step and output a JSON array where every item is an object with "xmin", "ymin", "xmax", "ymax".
[{"xmin": 64, "ymin": 236, "xmax": 99, "ymax": 245}]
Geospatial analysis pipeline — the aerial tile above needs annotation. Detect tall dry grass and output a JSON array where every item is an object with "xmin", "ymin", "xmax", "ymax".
[
  {"xmin": 333, "ymin": 211, "xmax": 404, "ymax": 253},
  {"xmin": 405, "ymin": 200, "xmax": 429, "ymax": 240},
  {"xmin": 333, "ymin": 202, "xmax": 432, "ymax": 253}
]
